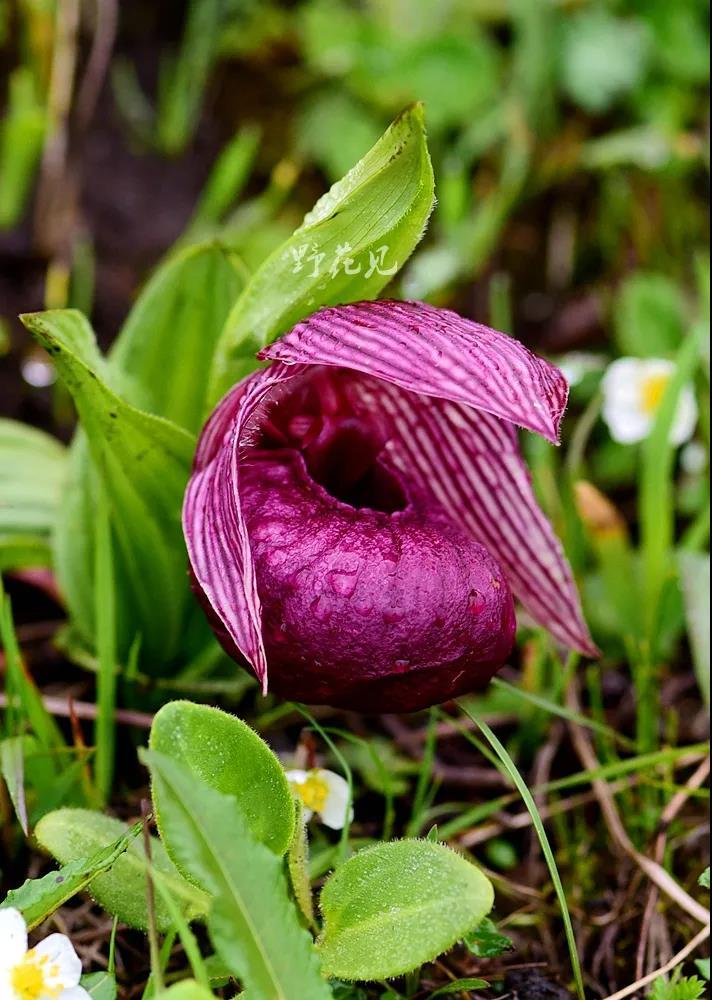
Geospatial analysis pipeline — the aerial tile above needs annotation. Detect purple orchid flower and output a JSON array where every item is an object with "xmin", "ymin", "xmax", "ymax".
[{"xmin": 184, "ymin": 300, "xmax": 596, "ymax": 713}]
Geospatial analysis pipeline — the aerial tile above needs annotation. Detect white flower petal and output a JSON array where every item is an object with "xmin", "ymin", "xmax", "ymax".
[
  {"xmin": 0, "ymin": 907, "xmax": 28, "ymax": 971},
  {"xmin": 57, "ymin": 986, "xmax": 92, "ymax": 1000},
  {"xmin": 315, "ymin": 770, "xmax": 353, "ymax": 830},
  {"xmin": 33, "ymin": 933, "xmax": 82, "ymax": 988},
  {"xmin": 601, "ymin": 398, "xmax": 652, "ymax": 443},
  {"xmin": 601, "ymin": 356, "xmax": 696, "ymax": 446}
]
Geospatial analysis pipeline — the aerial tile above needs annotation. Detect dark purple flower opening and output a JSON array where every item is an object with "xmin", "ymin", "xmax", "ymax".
[{"xmin": 184, "ymin": 301, "xmax": 596, "ymax": 713}]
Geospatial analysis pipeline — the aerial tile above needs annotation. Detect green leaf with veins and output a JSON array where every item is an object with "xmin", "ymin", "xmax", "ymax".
[
  {"xmin": 109, "ymin": 241, "xmax": 244, "ymax": 433},
  {"xmin": 21, "ymin": 309, "xmax": 197, "ymax": 668},
  {"xmin": 464, "ymin": 916, "xmax": 514, "ymax": 958}
]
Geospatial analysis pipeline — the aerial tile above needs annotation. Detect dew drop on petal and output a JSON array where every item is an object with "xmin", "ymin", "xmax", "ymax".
[{"xmin": 327, "ymin": 569, "xmax": 358, "ymax": 597}]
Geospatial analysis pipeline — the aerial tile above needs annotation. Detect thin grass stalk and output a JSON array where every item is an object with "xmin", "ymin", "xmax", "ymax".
[{"xmin": 457, "ymin": 701, "xmax": 586, "ymax": 1000}]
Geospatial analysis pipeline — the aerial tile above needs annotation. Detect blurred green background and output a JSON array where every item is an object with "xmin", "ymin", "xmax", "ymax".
[{"xmin": 1, "ymin": 0, "xmax": 708, "ymax": 367}]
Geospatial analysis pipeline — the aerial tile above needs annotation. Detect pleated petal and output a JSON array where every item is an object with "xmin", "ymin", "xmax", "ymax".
[
  {"xmin": 260, "ymin": 300, "xmax": 569, "ymax": 444},
  {"xmin": 182, "ymin": 364, "xmax": 307, "ymax": 691},
  {"xmin": 345, "ymin": 376, "xmax": 597, "ymax": 656}
]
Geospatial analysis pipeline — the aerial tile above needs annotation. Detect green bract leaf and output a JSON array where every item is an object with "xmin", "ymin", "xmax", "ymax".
[
  {"xmin": 34, "ymin": 808, "xmax": 207, "ymax": 931},
  {"xmin": 21, "ymin": 309, "xmax": 198, "ymax": 668},
  {"xmin": 0, "ymin": 419, "xmax": 66, "ymax": 570},
  {"xmin": 208, "ymin": 103, "xmax": 434, "ymax": 400},
  {"xmin": 1, "ymin": 818, "xmax": 141, "ymax": 928},
  {"xmin": 317, "ymin": 840, "xmax": 494, "ymax": 980},
  {"xmin": 150, "ymin": 701, "xmax": 294, "ymax": 860},
  {"xmin": 110, "ymin": 242, "xmax": 244, "ymax": 432},
  {"xmin": 141, "ymin": 749, "xmax": 331, "ymax": 1000}
]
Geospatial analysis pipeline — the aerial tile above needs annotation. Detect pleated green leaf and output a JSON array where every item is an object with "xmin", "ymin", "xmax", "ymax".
[
  {"xmin": 110, "ymin": 241, "xmax": 244, "ymax": 432},
  {"xmin": 21, "ymin": 309, "xmax": 196, "ymax": 667},
  {"xmin": 208, "ymin": 103, "xmax": 434, "ymax": 400}
]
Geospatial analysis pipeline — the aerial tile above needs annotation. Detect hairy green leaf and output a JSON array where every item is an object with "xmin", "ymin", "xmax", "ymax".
[
  {"xmin": 150, "ymin": 701, "xmax": 294, "ymax": 860},
  {"xmin": 35, "ymin": 808, "xmax": 207, "ymax": 931},
  {"xmin": 142, "ymin": 749, "xmax": 331, "ymax": 1000},
  {"xmin": 1, "ymin": 819, "xmax": 141, "ymax": 928},
  {"xmin": 288, "ymin": 798, "xmax": 316, "ymax": 929},
  {"xmin": 208, "ymin": 103, "xmax": 434, "ymax": 400},
  {"xmin": 317, "ymin": 840, "xmax": 494, "ymax": 980}
]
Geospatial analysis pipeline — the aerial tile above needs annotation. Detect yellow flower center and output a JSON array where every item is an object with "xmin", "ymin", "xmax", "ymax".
[
  {"xmin": 296, "ymin": 773, "xmax": 329, "ymax": 813},
  {"xmin": 640, "ymin": 373, "xmax": 670, "ymax": 414},
  {"xmin": 11, "ymin": 951, "xmax": 61, "ymax": 1000}
]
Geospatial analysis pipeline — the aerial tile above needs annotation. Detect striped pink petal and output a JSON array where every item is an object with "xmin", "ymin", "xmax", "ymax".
[
  {"xmin": 344, "ymin": 376, "xmax": 597, "ymax": 655},
  {"xmin": 182, "ymin": 364, "xmax": 307, "ymax": 690},
  {"xmin": 260, "ymin": 300, "xmax": 569, "ymax": 444}
]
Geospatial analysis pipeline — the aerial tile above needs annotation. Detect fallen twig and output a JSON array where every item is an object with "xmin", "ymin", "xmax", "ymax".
[
  {"xmin": 566, "ymin": 683, "xmax": 710, "ymax": 927},
  {"xmin": 601, "ymin": 924, "xmax": 710, "ymax": 1000}
]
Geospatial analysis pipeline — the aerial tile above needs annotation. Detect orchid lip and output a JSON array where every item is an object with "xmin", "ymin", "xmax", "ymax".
[{"xmin": 184, "ymin": 300, "xmax": 597, "ymax": 712}]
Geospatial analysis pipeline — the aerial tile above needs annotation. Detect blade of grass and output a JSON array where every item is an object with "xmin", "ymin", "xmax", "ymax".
[
  {"xmin": 491, "ymin": 677, "xmax": 636, "ymax": 751},
  {"xmin": 407, "ymin": 708, "xmax": 439, "ymax": 837},
  {"xmin": 320, "ymin": 726, "xmax": 397, "ymax": 842},
  {"xmin": 458, "ymin": 701, "xmax": 585, "ymax": 1000}
]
